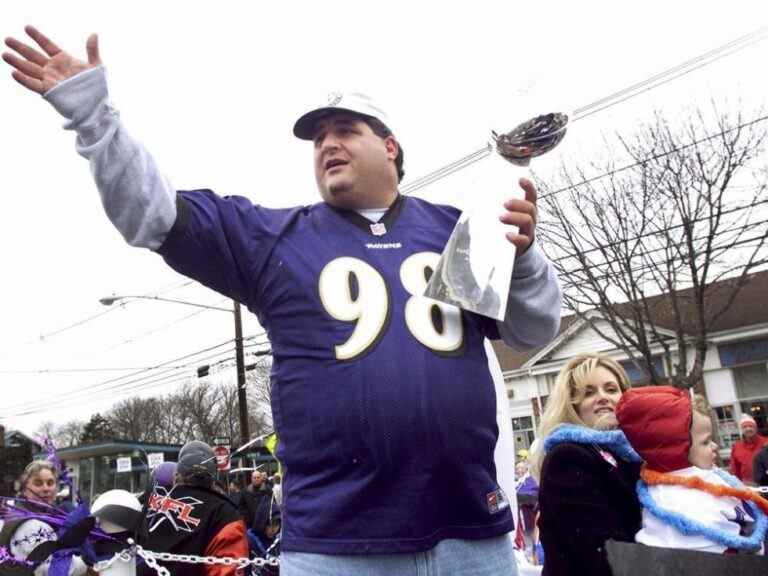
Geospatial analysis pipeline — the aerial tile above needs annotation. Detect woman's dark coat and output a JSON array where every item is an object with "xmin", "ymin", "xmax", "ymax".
[{"xmin": 538, "ymin": 442, "xmax": 642, "ymax": 576}]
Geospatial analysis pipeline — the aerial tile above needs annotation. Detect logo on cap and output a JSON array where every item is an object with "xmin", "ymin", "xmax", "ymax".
[{"xmin": 327, "ymin": 92, "xmax": 343, "ymax": 107}]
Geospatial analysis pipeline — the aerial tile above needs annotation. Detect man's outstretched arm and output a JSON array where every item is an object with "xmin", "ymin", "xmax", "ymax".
[{"xmin": 3, "ymin": 26, "xmax": 176, "ymax": 249}]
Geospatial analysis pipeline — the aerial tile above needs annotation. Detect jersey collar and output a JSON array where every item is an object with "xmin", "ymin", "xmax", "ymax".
[{"xmin": 327, "ymin": 194, "xmax": 406, "ymax": 237}]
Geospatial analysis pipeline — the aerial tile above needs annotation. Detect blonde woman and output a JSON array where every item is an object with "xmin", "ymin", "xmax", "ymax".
[{"xmin": 532, "ymin": 354, "xmax": 642, "ymax": 576}]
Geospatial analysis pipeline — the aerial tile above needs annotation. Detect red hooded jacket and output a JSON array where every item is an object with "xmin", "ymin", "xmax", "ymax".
[{"xmin": 615, "ymin": 386, "xmax": 692, "ymax": 472}]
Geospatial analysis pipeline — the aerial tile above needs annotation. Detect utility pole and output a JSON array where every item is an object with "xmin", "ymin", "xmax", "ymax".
[{"xmin": 233, "ymin": 301, "xmax": 250, "ymax": 449}]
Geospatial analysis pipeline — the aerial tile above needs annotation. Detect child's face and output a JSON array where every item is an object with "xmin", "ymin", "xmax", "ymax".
[{"xmin": 688, "ymin": 411, "xmax": 718, "ymax": 469}]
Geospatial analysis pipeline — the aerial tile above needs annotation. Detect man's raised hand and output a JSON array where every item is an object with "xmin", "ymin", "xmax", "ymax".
[
  {"xmin": 500, "ymin": 177, "xmax": 538, "ymax": 254},
  {"xmin": 3, "ymin": 26, "xmax": 100, "ymax": 95}
]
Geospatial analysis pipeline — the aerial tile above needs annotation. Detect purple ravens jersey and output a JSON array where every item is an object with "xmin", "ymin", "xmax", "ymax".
[{"xmin": 158, "ymin": 191, "xmax": 514, "ymax": 554}]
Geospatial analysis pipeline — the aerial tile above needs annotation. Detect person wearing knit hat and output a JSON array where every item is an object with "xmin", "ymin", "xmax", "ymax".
[
  {"xmin": 729, "ymin": 413, "xmax": 767, "ymax": 484},
  {"xmin": 139, "ymin": 440, "xmax": 248, "ymax": 574},
  {"xmin": 616, "ymin": 387, "xmax": 768, "ymax": 554}
]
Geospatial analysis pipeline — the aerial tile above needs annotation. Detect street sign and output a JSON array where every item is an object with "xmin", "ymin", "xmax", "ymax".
[
  {"xmin": 147, "ymin": 452, "xmax": 165, "ymax": 469},
  {"xmin": 213, "ymin": 436, "xmax": 230, "ymax": 447},
  {"xmin": 213, "ymin": 445, "xmax": 230, "ymax": 471},
  {"xmin": 116, "ymin": 457, "xmax": 132, "ymax": 473}
]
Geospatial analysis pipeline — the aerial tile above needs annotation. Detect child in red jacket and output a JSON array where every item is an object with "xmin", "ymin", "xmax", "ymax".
[{"xmin": 616, "ymin": 387, "xmax": 768, "ymax": 554}]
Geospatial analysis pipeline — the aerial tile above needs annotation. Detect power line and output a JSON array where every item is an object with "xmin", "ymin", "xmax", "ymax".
[
  {"xmin": 1, "ymin": 336, "xmax": 273, "ymax": 417},
  {"xmin": 1, "ymin": 335, "xmax": 268, "ymax": 379},
  {"xmin": 29, "ymin": 305, "xmax": 124, "ymax": 344},
  {"xmin": 1, "ymin": 354, "xmax": 226, "ymax": 417},
  {"xmin": 0, "ymin": 367, "xmax": 184, "ymax": 374},
  {"xmin": 4, "ymin": 344, "xmax": 274, "ymax": 419},
  {"xmin": 539, "ymin": 114, "xmax": 768, "ymax": 200},
  {"xmin": 558, "ymin": 234, "xmax": 768, "ymax": 291},
  {"xmin": 554, "ymin": 221, "xmax": 767, "ymax": 274},
  {"xmin": 559, "ymin": 233, "xmax": 768, "ymax": 287},
  {"xmin": 400, "ymin": 146, "xmax": 491, "ymax": 195},
  {"xmin": 101, "ymin": 297, "xmax": 232, "ymax": 352},
  {"xmin": 572, "ymin": 26, "xmax": 768, "ymax": 120},
  {"xmin": 153, "ymin": 279, "xmax": 195, "ymax": 296},
  {"xmin": 542, "ymin": 198, "xmax": 768, "ymax": 264},
  {"xmin": 11, "ymin": 279, "xmax": 202, "ymax": 350},
  {"xmin": 0, "ymin": 339, "xmax": 236, "ymax": 413},
  {"xmin": 8, "ymin": 374, "xmax": 195, "ymax": 419},
  {"xmin": 400, "ymin": 28, "xmax": 768, "ymax": 197}
]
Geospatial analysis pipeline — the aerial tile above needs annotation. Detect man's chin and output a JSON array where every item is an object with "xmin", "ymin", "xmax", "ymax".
[{"xmin": 323, "ymin": 182, "xmax": 358, "ymax": 208}]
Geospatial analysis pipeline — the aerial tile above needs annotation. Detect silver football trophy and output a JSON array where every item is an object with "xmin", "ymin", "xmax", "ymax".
[{"xmin": 424, "ymin": 113, "xmax": 569, "ymax": 320}]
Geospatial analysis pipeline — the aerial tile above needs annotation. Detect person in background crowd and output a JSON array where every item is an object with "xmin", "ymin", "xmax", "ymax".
[
  {"xmin": 533, "ymin": 354, "xmax": 641, "ymax": 576},
  {"xmin": 0, "ymin": 461, "xmax": 89, "ymax": 575},
  {"xmin": 729, "ymin": 414, "xmax": 767, "ymax": 485},
  {"xmin": 139, "ymin": 461, "xmax": 177, "ymax": 507},
  {"xmin": 514, "ymin": 460, "xmax": 538, "ymax": 556},
  {"xmin": 239, "ymin": 470, "xmax": 275, "ymax": 556},
  {"xmin": 139, "ymin": 440, "xmax": 248, "ymax": 576},
  {"xmin": 239, "ymin": 471, "xmax": 271, "ymax": 521},
  {"xmin": 617, "ymin": 387, "xmax": 767, "ymax": 554},
  {"xmin": 227, "ymin": 481, "xmax": 242, "ymax": 507}
]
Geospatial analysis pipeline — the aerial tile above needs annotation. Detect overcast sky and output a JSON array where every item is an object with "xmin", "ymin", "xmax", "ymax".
[{"xmin": 2, "ymin": 1, "xmax": 767, "ymax": 435}]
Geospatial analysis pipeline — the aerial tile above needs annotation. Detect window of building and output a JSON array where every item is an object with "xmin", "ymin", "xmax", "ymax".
[
  {"xmin": 733, "ymin": 363, "xmax": 768, "ymax": 437},
  {"xmin": 713, "ymin": 405, "xmax": 740, "ymax": 449},
  {"xmin": 619, "ymin": 356, "xmax": 665, "ymax": 387},
  {"xmin": 718, "ymin": 337, "xmax": 768, "ymax": 367},
  {"xmin": 512, "ymin": 416, "xmax": 535, "ymax": 451}
]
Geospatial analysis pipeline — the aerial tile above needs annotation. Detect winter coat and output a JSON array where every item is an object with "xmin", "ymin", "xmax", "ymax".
[
  {"xmin": 238, "ymin": 486, "xmax": 274, "ymax": 538},
  {"xmin": 538, "ymin": 442, "xmax": 642, "ymax": 576},
  {"xmin": 139, "ymin": 484, "xmax": 247, "ymax": 576}
]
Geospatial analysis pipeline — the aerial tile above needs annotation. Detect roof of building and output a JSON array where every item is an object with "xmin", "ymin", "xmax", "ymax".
[
  {"xmin": 50, "ymin": 440, "xmax": 183, "ymax": 460},
  {"xmin": 493, "ymin": 269, "xmax": 768, "ymax": 372},
  {"xmin": 3, "ymin": 429, "xmax": 42, "ymax": 451}
]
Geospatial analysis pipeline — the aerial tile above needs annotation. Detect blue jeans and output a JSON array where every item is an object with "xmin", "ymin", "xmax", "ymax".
[{"xmin": 281, "ymin": 535, "xmax": 520, "ymax": 576}]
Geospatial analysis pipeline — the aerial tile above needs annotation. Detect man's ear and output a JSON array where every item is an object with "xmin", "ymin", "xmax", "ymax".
[{"xmin": 384, "ymin": 136, "xmax": 399, "ymax": 161}]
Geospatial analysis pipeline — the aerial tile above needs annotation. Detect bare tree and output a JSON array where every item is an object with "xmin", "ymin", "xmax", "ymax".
[
  {"xmin": 246, "ymin": 357, "xmax": 273, "ymax": 431},
  {"xmin": 34, "ymin": 420, "xmax": 85, "ymax": 448},
  {"xmin": 103, "ymin": 375, "xmax": 269, "ymax": 446},
  {"xmin": 108, "ymin": 397, "xmax": 160, "ymax": 441},
  {"xmin": 57, "ymin": 420, "xmax": 87, "ymax": 447},
  {"xmin": 538, "ymin": 106, "xmax": 768, "ymax": 390}
]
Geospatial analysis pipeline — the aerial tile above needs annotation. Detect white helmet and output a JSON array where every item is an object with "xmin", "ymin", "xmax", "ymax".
[{"xmin": 91, "ymin": 489, "xmax": 143, "ymax": 534}]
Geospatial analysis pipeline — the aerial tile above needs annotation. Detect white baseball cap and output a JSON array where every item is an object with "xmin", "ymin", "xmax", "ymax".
[{"xmin": 293, "ymin": 91, "xmax": 392, "ymax": 140}]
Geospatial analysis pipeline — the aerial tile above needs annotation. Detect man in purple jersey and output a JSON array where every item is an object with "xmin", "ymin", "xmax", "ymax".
[{"xmin": 4, "ymin": 27, "xmax": 562, "ymax": 576}]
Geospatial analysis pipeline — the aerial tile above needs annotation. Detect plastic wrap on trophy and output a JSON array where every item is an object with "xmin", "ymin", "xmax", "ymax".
[{"xmin": 424, "ymin": 113, "xmax": 568, "ymax": 321}]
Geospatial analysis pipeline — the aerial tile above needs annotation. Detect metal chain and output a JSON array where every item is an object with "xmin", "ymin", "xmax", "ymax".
[
  {"xmin": 92, "ymin": 549, "xmax": 134, "ymax": 573},
  {"xmin": 92, "ymin": 543, "xmax": 279, "ymax": 575},
  {"xmin": 136, "ymin": 545, "xmax": 279, "ymax": 572},
  {"xmin": 136, "ymin": 546, "xmax": 171, "ymax": 576}
]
